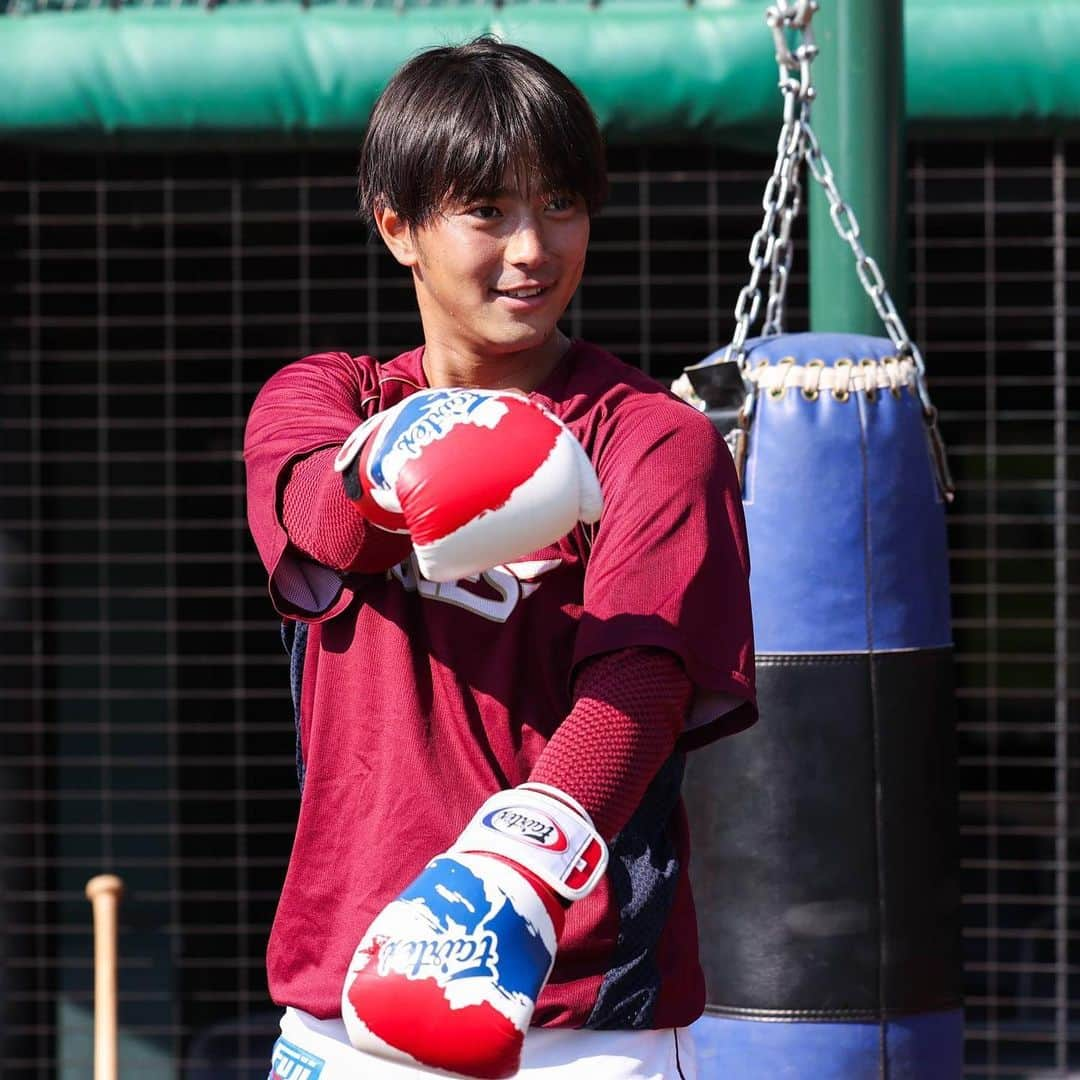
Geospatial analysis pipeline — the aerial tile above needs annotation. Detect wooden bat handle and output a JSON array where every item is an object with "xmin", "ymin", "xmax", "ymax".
[{"xmin": 86, "ymin": 874, "xmax": 124, "ymax": 1080}]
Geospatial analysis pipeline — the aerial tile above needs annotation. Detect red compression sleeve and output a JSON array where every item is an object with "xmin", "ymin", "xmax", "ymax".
[
  {"xmin": 528, "ymin": 648, "xmax": 692, "ymax": 841},
  {"xmin": 282, "ymin": 447, "xmax": 412, "ymax": 574}
]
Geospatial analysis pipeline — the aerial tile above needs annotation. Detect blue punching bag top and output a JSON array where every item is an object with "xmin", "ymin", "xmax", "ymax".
[{"xmin": 719, "ymin": 333, "xmax": 953, "ymax": 655}]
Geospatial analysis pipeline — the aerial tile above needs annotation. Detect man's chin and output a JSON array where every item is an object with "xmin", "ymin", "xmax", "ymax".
[{"xmin": 482, "ymin": 321, "xmax": 559, "ymax": 354}]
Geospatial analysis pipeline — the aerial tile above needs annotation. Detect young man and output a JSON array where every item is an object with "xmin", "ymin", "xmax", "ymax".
[{"xmin": 245, "ymin": 38, "xmax": 755, "ymax": 1080}]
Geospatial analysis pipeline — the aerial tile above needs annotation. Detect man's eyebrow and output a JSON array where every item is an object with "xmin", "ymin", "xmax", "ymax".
[
  {"xmin": 470, "ymin": 187, "xmax": 516, "ymax": 201},
  {"xmin": 453, "ymin": 183, "xmax": 574, "ymax": 207}
]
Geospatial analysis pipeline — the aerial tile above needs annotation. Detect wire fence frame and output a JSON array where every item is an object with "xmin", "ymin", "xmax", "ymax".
[{"xmin": 0, "ymin": 138, "xmax": 1077, "ymax": 1077}]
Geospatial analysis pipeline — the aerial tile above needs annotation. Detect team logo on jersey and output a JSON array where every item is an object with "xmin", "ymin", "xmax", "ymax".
[
  {"xmin": 390, "ymin": 555, "xmax": 562, "ymax": 623},
  {"xmin": 269, "ymin": 1037, "xmax": 324, "ymax": 1080},
  {"xmin": 482, "ymin": 807, "xmax": 569, "ymax": 851}
]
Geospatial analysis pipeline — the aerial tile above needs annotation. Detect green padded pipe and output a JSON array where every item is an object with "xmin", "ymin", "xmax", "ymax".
[{"xmin": 1, "ymin": 1, "xmax": 1079, "ymax": 141}]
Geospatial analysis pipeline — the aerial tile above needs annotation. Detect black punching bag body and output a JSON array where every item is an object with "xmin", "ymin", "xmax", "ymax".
[{"xmin": 684, "ymin": 332, "xmax": 963, "ymax": 1078}]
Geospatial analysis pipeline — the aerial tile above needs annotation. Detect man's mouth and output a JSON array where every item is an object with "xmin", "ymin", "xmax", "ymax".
[{"xmin": 494, "ymin": 284, "xmax": 550, "ymax": 300}]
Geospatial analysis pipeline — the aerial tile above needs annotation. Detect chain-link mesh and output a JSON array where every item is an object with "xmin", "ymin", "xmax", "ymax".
[{"xmin": 1, "ymin": 139, "xmax": 1077, "ymax": 1078}]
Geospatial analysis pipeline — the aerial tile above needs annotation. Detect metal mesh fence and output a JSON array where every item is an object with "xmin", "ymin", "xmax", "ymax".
[{"xmin": 0, "ymin": 139, "xmax": 1076, "ymax": 1078}]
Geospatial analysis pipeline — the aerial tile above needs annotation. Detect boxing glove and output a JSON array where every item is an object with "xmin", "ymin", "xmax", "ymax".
[
  {"xmin": 341, "ymin": 784, "xmax": 608, "ymax": 1079},
  {"xmin": 333, "ymin": 388, "xmax": 603, "ymax": 583}
]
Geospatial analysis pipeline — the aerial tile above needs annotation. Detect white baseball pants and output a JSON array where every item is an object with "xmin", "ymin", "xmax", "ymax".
[{"xmin": 269, "ymin": 1006, "xmax": 700, "ymax": 1079}]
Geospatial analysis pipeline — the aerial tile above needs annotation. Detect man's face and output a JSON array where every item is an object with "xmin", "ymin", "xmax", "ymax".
[{"xmin": 399, "ymin": 185, "xmax": 590, "ymax": 362}]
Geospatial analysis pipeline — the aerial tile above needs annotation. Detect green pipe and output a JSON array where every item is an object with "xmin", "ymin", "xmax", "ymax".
[
  {"xmin": 808, "ymin": 0, "xmax": 906, "ymax": 336},
  {"xmin": 1, "ymin": 1, "xmax": 1080, "ymax": 142},
  {"xmin": 0, "ymin": 6, "xmax": 771, "ymax": 144}
]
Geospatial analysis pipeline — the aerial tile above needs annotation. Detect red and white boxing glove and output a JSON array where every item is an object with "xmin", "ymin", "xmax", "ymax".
[
  {"xmin": 333, "ymin": 388, "xmax": 603, "ymax": 583},
  {"xmin": 341, "ymin": 784, "xmax": 608, "ymax": 1079}
]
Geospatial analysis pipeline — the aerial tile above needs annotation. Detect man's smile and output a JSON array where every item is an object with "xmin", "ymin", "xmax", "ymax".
[{"xmin": 492, "ymin": 283, "xmax": 553, "ymax": 306}]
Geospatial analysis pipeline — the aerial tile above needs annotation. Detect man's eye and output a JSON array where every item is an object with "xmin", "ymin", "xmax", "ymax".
[
  {"xmin": 546, "ymin": 195, "xmax": 577, "ymax": 213},
  {"xmin": 468, "ymin": 205, "xmax": 501, "ymax": 220}
]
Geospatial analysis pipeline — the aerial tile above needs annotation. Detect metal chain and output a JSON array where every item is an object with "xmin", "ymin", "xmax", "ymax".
[
  {"xmin": 802, "ymin": 125, "xmax": 933, "ymax": 413},
  {"xmin": 728, "ymin": 0, "xmax": 816, "ymax": 363},
  {"xmin": 761, "ymin": 0, "xmax": 816, "ymax": 337},
  {"xmin": 727, "ymin": 0, "xmax": 935, "ymax": 417},
  {"xmin": 761, "ymin": 89, "xmax": 807, "ymax": 337}
]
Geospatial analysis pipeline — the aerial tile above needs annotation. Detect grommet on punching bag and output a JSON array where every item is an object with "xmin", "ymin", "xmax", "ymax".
[{"xmin": 674, "ymin": 4, "xmax": 964, "ymax": 1078}]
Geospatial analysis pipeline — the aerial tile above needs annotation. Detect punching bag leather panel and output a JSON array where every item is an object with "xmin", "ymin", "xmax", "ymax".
[
  {"xmin": 685, "ymin": 648, "xmax": 960, "ymax": 1018},
  {"xmin": 736, "ymin": 333, "xmax": 952, "ymax": 654},
  {"xmin": 744, "ymin": 371, "xmax": 870, "ymax": 654},
  {"xmin": 875, "ymin": 650, "xmax": 964, "ymax": 1012},
  {"xmin": 860, "ymin": 390, "xmax": 953, "ymax": 651},
  {"xmin": 693, "ymin": 1009, "xmax": 965, "ymax": 1080},
  {"xmin": 686, "ymin": 653, "xmax": 879, "ymax": 1017}
]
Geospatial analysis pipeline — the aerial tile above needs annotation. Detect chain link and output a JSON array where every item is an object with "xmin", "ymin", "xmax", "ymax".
[
  {"xmin": 728, "ymin": 2, "xmax": 816, "ymax": 363},
  {"xmin": 726, "ymin": 0, "xmax": 935, "ymax": 417},
  {"xmin": 800, "ymin": 125, "xmax": 934, "ymax": 411},
  {"xmin": 709, "ymin": 0, "xmax": 952, "ymax": 497},
  {"xmin": 762, "ymin": 96, "xmax": 806, "ymax": 337}
]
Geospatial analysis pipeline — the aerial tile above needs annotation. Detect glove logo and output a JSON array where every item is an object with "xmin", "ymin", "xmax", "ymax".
[
  {"xmin": 373, "ymin": 929, "xmax": 499, "ymax": 983},
  {"xmin": 344, "ymin": 856, "xmax": 557, "ymax": 1074},
  {"xmin": 482, "ymin": 807, "xmax": 568, "ymax": 852},
  {"xmin": 379, "ymin": 391, "xmax": 509, "ymax": 483}
]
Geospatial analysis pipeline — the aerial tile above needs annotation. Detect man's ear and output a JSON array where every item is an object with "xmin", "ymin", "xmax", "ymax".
[{"xmin": 373, "ymin": 205, "xmax": 418, "ymax": 268}]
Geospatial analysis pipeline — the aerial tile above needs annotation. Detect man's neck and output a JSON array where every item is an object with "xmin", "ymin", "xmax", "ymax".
[{"xmin": 421, "ymin": 332, "xmax": 570, "ymax": 393}]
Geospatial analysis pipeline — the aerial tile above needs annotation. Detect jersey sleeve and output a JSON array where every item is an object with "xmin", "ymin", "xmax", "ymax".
[
  {"xmin": 572, "ymin": 398, "xmax": 756, "ymax": 749},
  {"xmin": 243, "ymin": 350, "xmax": 383, "ymax": 621},
  {"xmin": 529, "ymin": 647, "xmax": 688, "ymax": 840}
]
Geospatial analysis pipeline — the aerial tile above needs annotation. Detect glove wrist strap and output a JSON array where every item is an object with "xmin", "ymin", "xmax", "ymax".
[
  {"xmin": 334, "ymin": 414, "xmax": 407, "ymax": 521},
  {"xmin": 333, "ymin": 414, "xmax": 382, "ymax": 474},
  {"xmin": 450, "ymin": 784, "xmax": 608, "ymax": 902}
]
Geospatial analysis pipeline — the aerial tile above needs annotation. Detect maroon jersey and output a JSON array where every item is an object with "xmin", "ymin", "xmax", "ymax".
[{"xmin": 243, "ymin": 340, "xmax": 755, "ymax": 1029}]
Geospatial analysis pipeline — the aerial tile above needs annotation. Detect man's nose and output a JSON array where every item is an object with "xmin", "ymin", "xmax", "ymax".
[{"xmin": 506, "ymin": 215, "xmax": 548, "ymax": 267}]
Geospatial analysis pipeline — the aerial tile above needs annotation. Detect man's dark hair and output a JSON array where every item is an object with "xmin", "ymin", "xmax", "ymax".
[{"xmin": 358, "ymin": 37, "xmax": 608, "ymax": 226}]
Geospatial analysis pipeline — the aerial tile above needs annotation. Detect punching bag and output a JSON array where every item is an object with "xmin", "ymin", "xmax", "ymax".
[{"xmin": 681, "ymin": 333, "xmax": 963, "ymax": 1078}]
